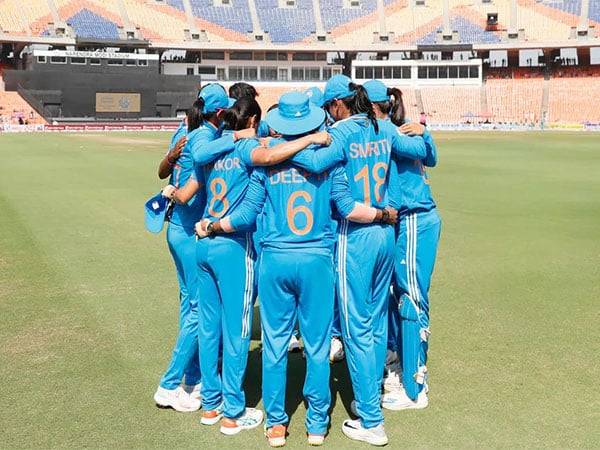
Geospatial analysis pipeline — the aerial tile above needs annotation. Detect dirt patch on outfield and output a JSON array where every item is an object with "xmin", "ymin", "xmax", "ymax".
[{"xmin": 67, "ymin": 134, "xmax": 166, "ymax": 146}]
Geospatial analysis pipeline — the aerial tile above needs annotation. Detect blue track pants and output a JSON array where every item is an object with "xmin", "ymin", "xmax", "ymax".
[
  {"xmin": 159, "ymin": 222, "xmax": 201, "ymax": 389},
  {"xmin": 336, "ymin": 221, "xmax": 394, "ymax": 429},
  {"xmin": 196, "ymin": 233, "xmax": 256, "ymax": 419},
  {"xmin": 259, "ymin": 248, "xmax": 334, "ymax": 435}
]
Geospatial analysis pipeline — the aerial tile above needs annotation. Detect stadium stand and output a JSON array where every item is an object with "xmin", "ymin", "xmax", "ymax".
[
  {"xmin": 65, "ymin": 9, "xmax": 120, "ymax": 40},
  {"xmin": 255, "ymin": 0, "xmax": 317, "ymax": 43},
  {"xmin": 1, "ymin": 0, "xmax": 599, "ymax": 43},
  {"xmin": 187, "ymin": 0, "xmax": 253, "ymax": 35},
  {"xmin": 547, "ymin": 77, "xmax": 600, "ymax": 123},
  {"xmin": 420, "ymin": 85, "xmax": 482, "ymax": 125},
  {"xmin": 417, "ymin": 15, "xmax": 501, "ymax": 45},
  {"xmin": 485, "ymin": 78, "xmax": 544, "ymax": 124},
  {"xmin": 1, "ymin": 0, "xmax": 600, "ymax": 127},
  {"xmin": 0, "ymin": 91, "xmax": 46, "ymax": 125},
  {"xmin": 0, "ymin": 0, "xmax": 53, "ymax": 36}
]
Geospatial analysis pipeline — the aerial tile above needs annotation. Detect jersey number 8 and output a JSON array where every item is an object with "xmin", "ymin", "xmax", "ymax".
[
  {"xmin": 208, "ymin": 177, "xmax": 229, "ymax": 218},
  {"xmin": 286, "ymin": 191, "xmax": 313, "ymax": 236}
]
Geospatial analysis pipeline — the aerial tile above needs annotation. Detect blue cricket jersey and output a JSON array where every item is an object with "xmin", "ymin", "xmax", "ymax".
[
  {"xmin": 386, "ymin": 122, "xmax": 438, "ymax": 214},
  {"xmin": 290, "ymin": 114, "xmax": 428, "ymax": 210},
  {"xmin": 201, "ymin": 131, "xmax": 258, "ymax": 232},
  {"xmin": 226, "ymin": 140, "xmax": 356, "ymax": 250},
  {"xmin": 187, "ymin": 121, "xmax": 221, "ymax": 164},
  {"xmin": 168, "ymin": 123, "xmax": 206, "ymax": 229}
]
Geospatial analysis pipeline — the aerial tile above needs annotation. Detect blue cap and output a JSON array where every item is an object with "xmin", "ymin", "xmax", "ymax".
[
  {"xmin": 198, "ymin": 83, "xmax": 229, "ymax": 114},
  {"xmin": 304, "ymin": 87, "xmax": 324, "ymax": 108},
  {"xmin": 227, "ymin": 97, "xmax": 236, "ymax": 108},
  {"xmin": 144, "ymin": 192, "xmax": 169, "ymax": 233},
  {"xmin": 266, "ymin": 92, "xmax": 325, "ymax": 136},
  {"xmin": 364, "ymin": 79, "xmax": 390, "ymax": 103},
  {"xmin": 323, "ymin": 74, "xmax": 354, "ymax": 105}
]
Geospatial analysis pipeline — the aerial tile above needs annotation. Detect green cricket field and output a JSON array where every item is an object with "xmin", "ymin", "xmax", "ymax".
[{"xmin": 0, "ymin": 131, "xmax": 598, "ymax": 448}]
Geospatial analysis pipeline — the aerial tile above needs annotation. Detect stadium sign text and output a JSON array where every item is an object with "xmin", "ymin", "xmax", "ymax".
[{"xmin": 33, "ymin": 50, "xmax": 159, "ymax": 61}]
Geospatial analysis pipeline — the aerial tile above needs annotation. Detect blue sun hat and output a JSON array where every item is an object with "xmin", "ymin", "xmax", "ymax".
[
  {"xmin": 227, "ymin": 97, "xmax": 237, "ymax": 108},
  {"xmin": 364, "ymin": 79, "xmax": 390, "ymax": 103},
  {"xmin": 266, "ymin": 91, "xmax": 325, "ymax": 136},
  {"xmin": 322, "ymin": 74, "xmax": 355, "ymax": 106},
  {"xmin": 198, "ymin": 83, "xmax": 229, "ymax": 114},
  {"xmin": 144, "ymin": 192, "xmax": 169, "ymax": 233},
  {"xmin": 304, "ymin": 87, "xmax": 324, "ymax": 108}
]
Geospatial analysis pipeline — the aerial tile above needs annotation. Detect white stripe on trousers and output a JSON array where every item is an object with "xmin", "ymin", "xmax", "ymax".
[
  {"xmin": 406, "ymin": 214, "xmax": 421, "ymax": 314},
  {"xmin": 337, "ymin": 220, "xmax": 350, "ymax": 338},
  {"xmin": 241, "ymin": 233, "xmax": 254, "ymax": 338}
]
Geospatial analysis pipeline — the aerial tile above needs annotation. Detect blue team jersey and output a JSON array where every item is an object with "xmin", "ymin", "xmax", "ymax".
[
  {"xmin": 290, "ymin": 114, "xmax": 428, "ymax": 211},
  {"xmin": 201, "ymin": 131, "xmax": 258, "ymax": 231},
  {"xmin": 227, "ymin": 140, "xmax": 356, "ymax": 250},
  {"xmin": 167, "ymin": 124, "xmax": 206, "ymax": 229},
  {"xmin": 187, "ymin": 121, "xmax": 221, "ymax": 164},
  {"xmin": 386, "ymin": 120, "xmax": 438, "ymax": 214}
]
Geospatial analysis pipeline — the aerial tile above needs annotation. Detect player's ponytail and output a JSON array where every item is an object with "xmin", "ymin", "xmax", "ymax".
[
  {"xmin": 187, "ymin": 99, "xmax": 203, "ymax": 132},
  {"xmin": 345, "ymin": 82, "xmax": 379, "ymax": 133},
  {"xmin": 387, "ymin": 87, "xmax": 406, "ymax": 126},
  {"xmin": 222, "ymin": 97, "xmax": 262, "ymax": 131}
]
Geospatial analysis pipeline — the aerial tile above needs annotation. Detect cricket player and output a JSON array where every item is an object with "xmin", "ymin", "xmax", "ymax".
[
  {"xmin": 276, "ymin": 75, "xmax": 428, "ymax": 446},
  {"xmin": 153, "ymin": 105, "xmax": 205, "ymax": 412},
  {"xmin": 364, "ymin": 79, "xmax": 441, "ymax": 411},
  {"xmin": 195, "ymin": 91, "xmax": 397, "ymax": 447}
]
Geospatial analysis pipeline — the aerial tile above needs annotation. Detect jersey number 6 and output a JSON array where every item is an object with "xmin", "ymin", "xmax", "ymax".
[{"xmin": 287, "ymin": 191, "xmax": 314, "ymax": 236}]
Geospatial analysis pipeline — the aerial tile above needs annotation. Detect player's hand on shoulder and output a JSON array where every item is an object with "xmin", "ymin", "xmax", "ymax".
[
  {"xmin": 399, "ymin": 123, "xmax": 425, "ymax": 136},
  {"xmin": 195, "ymin": 218, "xmax": 211, "ymax": 239},
  {"xmin": 170, "ymin": 136, "xmax": 186, "ymax": 160},
  {"xmin": 162, "ymin": 184, "xmax": 177, "ymax": 199},
  {"xmin": 259, "ymin": 137, "xmax": 272, "ymax": 147},
  {"xmin": 310, "ymin": 131, "xmax": 331, "ymax": 146}
]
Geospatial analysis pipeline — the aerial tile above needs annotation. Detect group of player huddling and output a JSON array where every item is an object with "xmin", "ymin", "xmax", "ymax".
[{"xmin": 148, "ymin": 74, "xmax": 440, "ymax": 447}]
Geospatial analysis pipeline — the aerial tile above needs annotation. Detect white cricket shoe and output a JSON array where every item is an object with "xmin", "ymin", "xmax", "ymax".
[
  {"xmin": 382, "ymin": 388, "xmax": 428, "ymax": 411},
  {"xmin": 220, "ymin": 408, "xmax": 264, "ymax": 435},
  {"xmin": 288, "ymin": 334, "xmax": 302, "ymax": 353},
  {"xmin": 182, "ymin": 383, "xmax": 202, "ymax": 401},
  {"xmin": 307, "ymin": 433, "xmax": 325, "ymax": 446},
  {"xmin": 153, "ymin": 386, "xmax": 200, "ymax": 412},
  {"xmin": 329, "ymin": 336, "xmax": 345, "ymax": 363},
  {"xmin": 341, "ymin": 419, "xmax": 388, "ymax": 446},
  {"xmin": 201, "ymin": 402, "xmax": 224, "ymax": 425}
]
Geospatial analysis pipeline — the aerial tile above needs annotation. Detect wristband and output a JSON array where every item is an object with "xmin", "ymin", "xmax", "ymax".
[
  {"xmin": 381, "ymin": 208, "xmax": 390, "ymax": 223},
  {"xmin": 206, "ymin": 221, "xmax": 215, "ymax": 237}
]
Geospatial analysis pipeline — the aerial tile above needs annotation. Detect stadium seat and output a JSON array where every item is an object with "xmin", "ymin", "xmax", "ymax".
[
  {"xmin": 420, "ymin": 85, "xmax": 481, "ymax": 125},
  {"xmin": 255, "ymin": 0, "xmax": 317, "ymax": 43},
  {"xmin": 485, "ymin": 79, "xmax": 544, "ymax": 124},
  {"xmin": 547, "ymin": 77, "xmax": 600, "ymax": 124},
  {"xmin": 0, "ymin": 91, "xmax": 46, "ymax": 125}
]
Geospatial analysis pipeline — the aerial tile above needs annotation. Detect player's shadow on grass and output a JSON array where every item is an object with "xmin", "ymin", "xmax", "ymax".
[{"xmin": 243, "ymin": 341, "xmax": 355, "ymax": 429}]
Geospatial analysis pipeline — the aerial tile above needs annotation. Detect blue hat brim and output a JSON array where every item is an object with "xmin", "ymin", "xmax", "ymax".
[
  {"xmin": 265, "ymin": 105, "xmax": 325, "ymax": 136},
  {"xmin": 144, "ymin": 193, "xmax": 169, "ymax": 233},
  {"xmin": 369, "ymin": 94, "xmax": 390, "ymax": 103}
]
